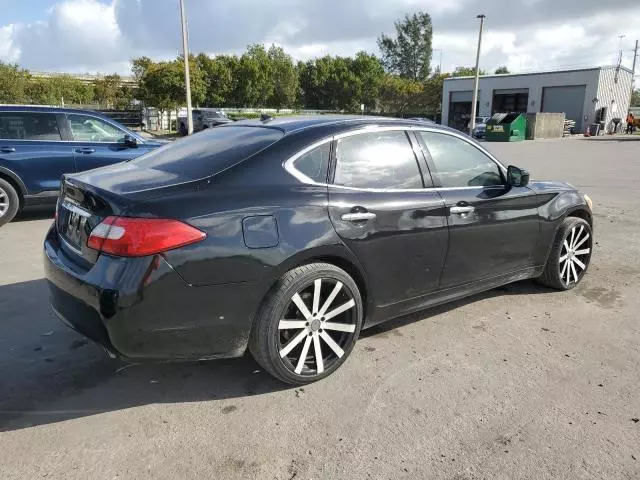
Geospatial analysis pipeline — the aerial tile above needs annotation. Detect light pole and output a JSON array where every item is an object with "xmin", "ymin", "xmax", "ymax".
[
  {"xmin": 433, "ymin": 48, "xmax": 443, "ymax": 73},
  {"xmin": 180, "ymin": 0, "xmax": 193, "ymax": 135},
  {"xmin": 470, "ymin": 14, "xmax": 485, "ymax": 136}
]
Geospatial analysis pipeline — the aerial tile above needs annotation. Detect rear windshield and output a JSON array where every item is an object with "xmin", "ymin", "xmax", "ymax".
[{"xmin": 132, "ymin": 126, "xmax": 283, "ymax": 178}]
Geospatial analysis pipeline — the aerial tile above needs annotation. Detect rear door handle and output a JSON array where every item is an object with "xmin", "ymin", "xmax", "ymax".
[
  {"xmin": 75, "ymin": 148, "xmax": 95, "ymax": 154},
  {"xmin": 0, "ymin": 147, "xmax": 16, "ymax": 153},
  {"xmin": 450, "ymin": 206, "xmax": 475, "ymax": 214},
  {"xmin": 341, "ymin": 212, "xmax": 377, "ymax": 222}
]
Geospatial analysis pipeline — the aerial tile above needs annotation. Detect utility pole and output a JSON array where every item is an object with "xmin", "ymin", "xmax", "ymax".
[
  {"xmin": 470, "ymin": 14, "xmax": 485, "ymax": 136},
  {"xmin": 180, "ymin": 0, "xmax": 193, "ymax": 135},
  {"xmin": 433, "ymin": 48, "xmax": 443, "ymax": 73},
  {"xmin": 631, "ymin": 40, "xmax": 638, "ymax": 101}
]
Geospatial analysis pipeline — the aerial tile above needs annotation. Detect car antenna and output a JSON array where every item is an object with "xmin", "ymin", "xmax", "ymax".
[{"xmin": 260, "ymin": 113, "xmax": 274, "ymax": 122}]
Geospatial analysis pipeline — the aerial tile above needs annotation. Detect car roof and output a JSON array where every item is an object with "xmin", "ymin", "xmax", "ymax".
[
  {"xmin": 0, "ymin": 105, "xmax": 111, "ymax": 117},
  {"xmin": 232, "ymin": 115, "xmax": 449, "ymax": 135}
]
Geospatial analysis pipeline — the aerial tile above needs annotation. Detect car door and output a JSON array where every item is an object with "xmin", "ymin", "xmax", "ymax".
[
  {"xmin": 416, "ymin": 130, "xmax": 540, "ymax": 288},
  {"xmin": 327, "ymin": 128, "xmax": 448, "ymax": 311},
  {"xmin": 65, "ymin": 113, "xmax": 152, "ymax": 173},
  {"xmin": 0, "ymin": 111, "xmax": 74, "ymax": 194}
]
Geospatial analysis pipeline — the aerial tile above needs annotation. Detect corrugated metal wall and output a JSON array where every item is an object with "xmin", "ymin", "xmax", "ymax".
[{"xmin": 595, "ymin": 67, "xmax": 633, "ymax": 133}]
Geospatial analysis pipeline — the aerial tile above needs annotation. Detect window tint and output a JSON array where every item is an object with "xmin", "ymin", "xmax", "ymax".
[
  {"xmin": 419, "ymin": 132, "xmax": 503, "ymax": 188},
  {"xmin": 0, "ymin": 112, "xmax": 62, "ymax": 141},
  {"xmin": 293, "ymin": 143, "xmax": 330, "ymax": 183},
  {"xmin": 133, "ymin": 126, "xmax": 283, "ymax": 178},
  {"xmin": 334, "ymin": 131, "xmax": 423, "ymax": 189},
  {"xmin": 68, "ymin": 114, "xmax": 126, "ymax": 143}
]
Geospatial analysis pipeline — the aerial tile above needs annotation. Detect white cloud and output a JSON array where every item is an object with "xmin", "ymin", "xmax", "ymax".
[
  {"xmin": 0, "ymin": 24, "xmax": 20, "ymax": 62},
  {"xmin": 5, "ymin": 0, "xmax": 123, "ymax": 72}
]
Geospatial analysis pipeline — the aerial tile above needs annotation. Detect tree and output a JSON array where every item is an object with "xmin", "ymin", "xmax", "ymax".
[
  {"xmin": 631, "ymin": 89, "xmax": 640, "ymax": 107},
  {"xmin": 0, "ymin": 62, "xmax": 29, "ymax": 103},
  {"xmin": 25, "ymin": 75, "xmax": 94, "ymax": 106},
  {"xmin": 236, "ymin": 44, "xmax": 274, "ymax": 107},
  {"xmin": 139, "ymin": 61, "xmax": 184, "ymax": 129},
  {"xmin": 267, "ymin": 45, "xmax": 298, "ymax": 109},
  {"xmin": 451, "ymin": 66, "xmax": 487, "ymax": 77},
  {"xmin": 379, "ymin": 75, "xmax": 423, "ymax": 114},
  {"xmin": 196, "ymin": 53, "xmax": 238, "ymax": 107},
  {"xmin": 377, "ymin": 12, "xmax": 433, "ymax": 81},
  {"xmin": 495, "ymin": 66, "xmax": 510, "ymax": 74},
  {"xmin": 300, "ymin": 56, "xmax": 359, "ymax": 111},
  {"xmin": 351, "ymin": 52, "xmax": 386, "ymax": 110},
  {"xmin": 421, "ymin": 72, "xmax": 450, "ymax": 115},
  {"xmin": 94, "ymin": 74, "xmax": 123, "ymax": 108}
]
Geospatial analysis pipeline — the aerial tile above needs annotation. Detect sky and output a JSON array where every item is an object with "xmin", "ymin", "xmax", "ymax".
[{"xmin": 1, "ymin": 0, "xmax": 640, "ymax": 76}]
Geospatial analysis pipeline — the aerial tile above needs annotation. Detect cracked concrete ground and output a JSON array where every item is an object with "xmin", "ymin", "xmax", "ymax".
[{"xmin": 0, "ymin": 136, "xmax": 639, "ymax": 479}]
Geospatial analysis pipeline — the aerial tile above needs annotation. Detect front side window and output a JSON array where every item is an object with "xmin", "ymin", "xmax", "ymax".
[
  {"xmin": 419, "ymin": 131, "xmax": 503, "ymax": 188},
  {"xmin": 0, "ymin": 112, "xmax": 62, "ymax": 141},
  {"xmin": 333, "ymin": 130, "xmax": 423, "ymax": 190},
  {"xmin": 293, "ymin": 143, "xmax": 330, "ymax": 183},
  {"xmin": 67, "ymin": 114, "xmax": 126, "ymax": 143}
]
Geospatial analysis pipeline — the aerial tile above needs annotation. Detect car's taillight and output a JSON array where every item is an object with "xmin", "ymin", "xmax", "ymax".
[{"xmin": 87, "ymin": 216, "xmax": 206, "ymax": 257}]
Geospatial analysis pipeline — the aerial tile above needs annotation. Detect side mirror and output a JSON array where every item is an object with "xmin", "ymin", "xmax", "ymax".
[
  {"xmin": 123, "ymin": 134, "xmax": 138, "ymax": 148},
  {"xmin": 507, "ymin": 165, "xmax": 529, "ymax": 187}
]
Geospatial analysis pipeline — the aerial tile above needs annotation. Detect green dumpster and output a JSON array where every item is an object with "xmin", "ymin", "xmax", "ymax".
[{"xmin": 485, "ymin": 113, "xmax": 526, "ymax": 142}]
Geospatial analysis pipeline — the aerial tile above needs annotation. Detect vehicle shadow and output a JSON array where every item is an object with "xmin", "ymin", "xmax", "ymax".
[
  {"xmin": 12, "ymin": 205, "xmax": 55, "ymax": 222},
  {"xmin": 0, "ymin": 278, "xmax": 287, "ymax": 433},
  {"xmin": 0, "ymin": 278, "xmax": 554, "ymax": 432}
]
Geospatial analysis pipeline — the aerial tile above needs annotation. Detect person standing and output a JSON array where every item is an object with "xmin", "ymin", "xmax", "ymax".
[{"xmin": 626, "ymin": 112, "xmax": 635, "ymax": 134}]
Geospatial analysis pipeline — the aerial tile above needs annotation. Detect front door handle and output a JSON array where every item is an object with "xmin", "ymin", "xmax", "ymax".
[
  {"xmin": 75, "ymin": 148, "xmax": 95, "ymax": 154},
  {"xmin": 450, "ymin": 206, "xmax": 475, "ymax": 214},
  {"xmin": 341, "ymin": 212, "xmax": 377, "ymax": 222},
  {"xmin": 0, "ymin": 147, "xmax": 16, "ymax": 153}
]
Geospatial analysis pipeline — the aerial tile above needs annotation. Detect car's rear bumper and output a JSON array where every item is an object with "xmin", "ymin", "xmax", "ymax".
[{"xmin": 44, "ymin": 224, "xmax": 266, "ymax": 360}]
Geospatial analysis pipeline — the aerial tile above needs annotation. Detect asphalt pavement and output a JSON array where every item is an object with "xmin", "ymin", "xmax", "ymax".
[{"xmin": 0, "ymin": 136, "xmax": 639, "ymax": 479}]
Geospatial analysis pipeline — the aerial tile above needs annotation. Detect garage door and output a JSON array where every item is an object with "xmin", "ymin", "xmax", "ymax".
[{"xmin": 541, "ymin": 85, "xmax": 586, "ymax": 131}]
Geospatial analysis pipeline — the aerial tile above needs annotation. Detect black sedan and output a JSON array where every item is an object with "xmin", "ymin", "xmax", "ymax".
[{"xmin": 44, "ymin": 116, "xmax": 594, "ymax": 385}]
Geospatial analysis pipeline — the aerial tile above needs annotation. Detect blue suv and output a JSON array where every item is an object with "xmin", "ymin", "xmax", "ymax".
[{"xmin": 0, "ymin": 106, "xmax": 164, "ymax": 225}]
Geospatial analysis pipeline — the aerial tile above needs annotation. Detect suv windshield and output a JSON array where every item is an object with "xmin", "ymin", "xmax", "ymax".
[{"xmin": 132, "ymin": 126, "xmax": 283, "ymax": 178}]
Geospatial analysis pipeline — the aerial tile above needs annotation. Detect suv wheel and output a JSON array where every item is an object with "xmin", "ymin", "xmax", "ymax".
[{"xmin": 0, "ymin": 178, "xmax": 19, "ymax": 226}]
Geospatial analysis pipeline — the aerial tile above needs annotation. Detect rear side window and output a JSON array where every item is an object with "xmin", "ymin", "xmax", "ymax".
[
  {"xmin": 293, "ymin": 143, "xmax": 330, "ymax": 183},
  {"xmin": 333, "ymin": 131, "xmax": 423, "ymax": 190},
  {"xmin": 132, "ymin": 126, "xmax": 283, "ymax": 178},
  {"xmin": 0, "ymin": 112, "xmax": 62, "ymax": 141}
]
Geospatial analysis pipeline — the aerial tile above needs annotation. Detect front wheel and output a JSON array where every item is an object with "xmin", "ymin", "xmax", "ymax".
[
  {"xmin": 0, "ymin": 178, "xmax": 20, "ymax": 227},
  {"xmin": 537, "ymin": 217, "xmax": 593, "ymax": 290},
  {"xmin": 249, "ymin": 263, "xmax": 363, "ymax": 385}
]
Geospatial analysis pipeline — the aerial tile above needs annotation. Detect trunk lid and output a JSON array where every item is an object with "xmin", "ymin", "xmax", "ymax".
[{"xmin": 56, "ymin": 164, "xmax": 201, "ymax": 266}]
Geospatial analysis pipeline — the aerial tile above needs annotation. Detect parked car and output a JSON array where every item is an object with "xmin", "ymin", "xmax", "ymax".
[
  {"xmin": 45, "ymin": 116, "xmax": 593, "ymax": 385},
  {"xmin": 469, "ymin": 116, "xmax": 492, "ymax": 138},
  {"xmin": 0, "ymin": 106, "xmax": 164, "ymax": 225},
  {"xmin": 178, "ymin": 108, "xmax": 233, "ymax": 135},
  {"xmin": 407, "ymin": 117, "xmax": 436, "ymax": 124}
]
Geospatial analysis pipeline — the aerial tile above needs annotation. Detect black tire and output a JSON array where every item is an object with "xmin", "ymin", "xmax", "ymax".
[
  {"xmin": 537, "ymin": 217, "xmax": 593, "ymax": 290},
  {"xmin": 249, "ymin": 263, "xmax": 363, "ymax": 385},
  {"xmin": 0, "ymin": 178, "xmax": 20, "ymax": 227}
]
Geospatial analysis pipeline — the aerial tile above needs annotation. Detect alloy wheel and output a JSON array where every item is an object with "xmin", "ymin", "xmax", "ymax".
[
  {"xmin": 0, "ymin": 186, "xmax": 9, "ymax": 218},
  {"xmin": 277, "ymin": 278, "xmax": 357, "ymax": 377},
  {"xmin": 559, "ymin": 224, "xmax": 591, "ymax": 286}
]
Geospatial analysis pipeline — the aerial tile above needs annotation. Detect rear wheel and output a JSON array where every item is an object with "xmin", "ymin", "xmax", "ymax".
[
  {"xmin": 537, "ymin": 217, "xmax": 592, "ymax": 290},
  {"xmin": 249, "ymin": 263, "xmax": 363, "ymax": 385},
  {"xmin": 0, "ymin": 178, "xmax": 20, "ymax": 227}
]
